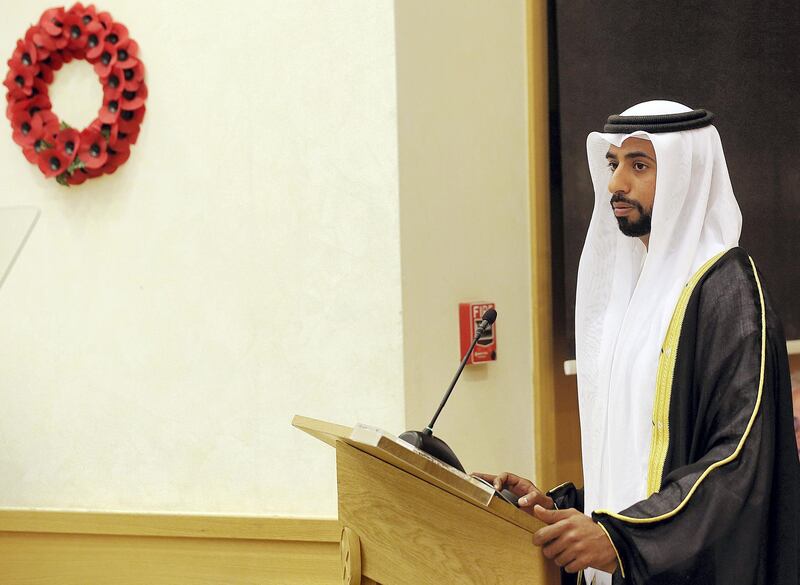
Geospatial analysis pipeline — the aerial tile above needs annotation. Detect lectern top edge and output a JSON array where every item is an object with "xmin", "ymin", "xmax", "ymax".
[
  {"xmin": 292, "ymin": 414, "xmax": 542, "ymax": 534},
  {"xmin": 291, "ymin": 414, "xmax": 353, "ymax": 448}
]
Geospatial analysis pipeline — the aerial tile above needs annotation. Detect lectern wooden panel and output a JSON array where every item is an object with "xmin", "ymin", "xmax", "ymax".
[{"xmin": 293, "ymin": 415, "xmax": 548, "ymax": 585}]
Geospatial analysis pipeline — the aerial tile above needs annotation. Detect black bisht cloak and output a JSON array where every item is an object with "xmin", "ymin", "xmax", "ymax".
[{"xmin": 551, "ymin": 248, "xmax": 800, "ymax": 584}]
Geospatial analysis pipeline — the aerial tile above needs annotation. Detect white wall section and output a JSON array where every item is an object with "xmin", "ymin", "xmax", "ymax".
[
  {"xmin": 0, "ymin": 0, "xmax": 403, "ymax": 517},
  {"xmin": 395, "ymin": 1, "xmax": 534, "ymax": 480}
]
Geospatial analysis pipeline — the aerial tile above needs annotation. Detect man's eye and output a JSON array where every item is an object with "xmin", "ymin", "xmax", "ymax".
[
  {"xmin": 607, "ymin": 161, "xmax": 618, "ymax": 171},
  {"xmin": 633, "ymin": 161, "xmax": 648, "ymax": 171}
]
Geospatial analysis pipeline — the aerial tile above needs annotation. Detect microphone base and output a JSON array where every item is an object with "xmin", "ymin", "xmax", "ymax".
[{"xmin": 398, "ymin": 430, "xmax": 465, "ymax": 473}]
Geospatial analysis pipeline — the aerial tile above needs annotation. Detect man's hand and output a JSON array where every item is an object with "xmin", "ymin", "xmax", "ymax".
[
  {"xmin": 532, "ymin": 506, "xmax": 618, "ymax": 574},
  {"xmin": 470, "ymin": 472, "xmax": 554, "ymax": 514}
]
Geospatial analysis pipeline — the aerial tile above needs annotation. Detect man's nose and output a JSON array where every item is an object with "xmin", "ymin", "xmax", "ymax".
[{"xmin": 607, "ymin": 168, "xmax": 629, "ymax": 195}]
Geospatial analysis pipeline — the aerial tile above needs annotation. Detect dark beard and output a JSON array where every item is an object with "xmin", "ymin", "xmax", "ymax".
[{"xmin": 610, "ymin": 194, "xmax": 652, "ymax": 238}]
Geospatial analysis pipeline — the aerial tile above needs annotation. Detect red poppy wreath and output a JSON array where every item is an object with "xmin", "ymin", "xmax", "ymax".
[{"xmin": 4, "ymin": 3, "xmax": 146, "ymax": 186}]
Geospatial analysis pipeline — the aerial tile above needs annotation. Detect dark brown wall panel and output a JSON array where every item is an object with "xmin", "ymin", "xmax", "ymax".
[{"xmin": 551, "ymin": 1, "xmax": 800, "ymax": 355}]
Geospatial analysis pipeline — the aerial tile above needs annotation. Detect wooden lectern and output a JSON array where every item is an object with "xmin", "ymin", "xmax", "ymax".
[{"xmin": 293, "ymin": 415, "xmax": 550, "ymax": 585}]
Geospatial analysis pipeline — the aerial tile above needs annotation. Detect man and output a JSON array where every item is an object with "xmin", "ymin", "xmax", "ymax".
[{"xmin": 476, "ymin": 101, "xmax": 799, "ymax": 584}]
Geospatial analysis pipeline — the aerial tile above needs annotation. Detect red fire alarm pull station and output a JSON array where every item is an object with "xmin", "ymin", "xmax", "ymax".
[{"xmin": 459, "ymin": 302, "xmax": 497, "ymax": 364}]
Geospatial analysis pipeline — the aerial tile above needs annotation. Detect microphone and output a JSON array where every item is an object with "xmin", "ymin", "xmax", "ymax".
[{"xmin": 399, "ymin": 308, "xmax": 498, "ymax": 472}]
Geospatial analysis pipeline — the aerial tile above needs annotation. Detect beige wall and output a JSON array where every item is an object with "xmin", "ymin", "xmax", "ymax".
[
  {"xmin": 0, "ymin": 0, "xmax": 403, "ymax": 517},
  {"xmin": 395, "ymin": 1, "xmax": 534, "ymax": 479},
  {"xmin": 0, "ymin": 0, "xmax": 534, "ymax": 517}
]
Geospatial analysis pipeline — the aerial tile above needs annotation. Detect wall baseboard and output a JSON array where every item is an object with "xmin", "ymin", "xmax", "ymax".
[{"xmin": 0, "ymin": 509, "xmax": 341, "ymax": 585}]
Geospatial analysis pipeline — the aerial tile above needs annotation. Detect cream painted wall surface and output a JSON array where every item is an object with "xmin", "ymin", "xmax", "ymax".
[
  {"xmin": 395, "ymin": 2, "xmax": 535, "ymax": 479},
  {"xmin": 0, "ymin": 0, "xmax": 402, "ymax": 516}
]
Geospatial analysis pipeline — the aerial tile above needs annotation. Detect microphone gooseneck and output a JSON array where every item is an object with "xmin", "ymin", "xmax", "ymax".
[
  {"xmin": 425, "ymin": 308, "xmax": 497, "ymax": 434},
  {"xmin": 399, "ymin": 308, "xmax": 497, "ymax": 472}
]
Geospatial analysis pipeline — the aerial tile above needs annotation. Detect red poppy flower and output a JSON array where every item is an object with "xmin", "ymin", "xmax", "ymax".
[
  {"xmin": 103, "ymin": 140, "xmax": 130, "ymax": 174},
  {"xmin": 120, "ymin": 82, "xmax": 147, "ymax": 110},
  {"xmin": 78, "ymin": 4, "xmax": 99, "ymax": 22},
  {"xmin": 103, "ymin": 22, "xmax": 129, "ymax": 51},
  {"xmin": 92, "ymin": 45, "xmax": 118, "ymax": 77},
  {"xmin": 112, "ymin": 39, "xmax": 139, "ymax": 70},
  {"xmin": 97, "ymin": 97, "xmax": 122, "ymax": 124},
  {"xmin": 68, "ymin": 3, "xmax": 86, "ymax": 14},
  {"xmin": 84, "ymin": 20, "xmax": 107, "ymax": 61},
  {"xmin": 102, "ymin": 79, "xmax": 122, "ymax": 102},
  {"xmin": 32, "ymin": 75, "xmax": 50, "ymax": 97},
  {"xmin": 35, "ymin": 110, "xmax": 60, "ymax": 140},
  {"xmin": 12, "ymin": 105, "xmax": 57, "ymax": 164},
  {"xmin": 39, "ymin": 8, "xmax": 66, "ymax": 37},
  {"xmin": 31, "ymin": 27, "xmax": 67, "ymax": 54},
  {"xmin": 78, "ymin": 127, "xmax": 108, "ymax": 170},
  {"xmin": 53, "ymin": 35, "xmax": 70, "ymax": 51},
  {"xmin": 83, "ymin": 166, "xmax": 105, "ymax": 179},
  {"xmin": 98, "ymin": 92, "xmax": 121, "ymax": 124},
  {"xmin": 96, "ymin": 11, "xmax": 114, "ymax": 31},
  {"xmin": 110, "ymin": 122, "xmax": 140, "ymax": 150},
  {"xmin": 23, "ymin": 137, "xmax": 52, "ymax": 164},
  {"xmin": 85, "ymin": 24, "xmax": 111, "ymax": 63},
  {"xmin": 69, "ymin": 5, "xmax": 100, "ymax": 43},
  {"xmin": 23, "ymin": 27, "xmax": 49, "ymax": 61},
  {"xmin": 6, "ymin": 77, "xmax": 50, "ymax": 104},
  {"xmin": 36, "ymin": 49, "xmax": 65, "ymax": 75},
  {"xmin": 117, "ymin": 106, "xmax": 145, "ymax": 133},
  {"xmin": 54, "ymin": 127, "xmax": 80, "ymax": 165},
  {"xmin": 5, "ymin": 94, "xmax": 51, "ymax": 121},
  {"xmin": 11, "ymin": 37, "xmax": 39, "ymax": 70},
  {"xmin": 62, "ymin": 13, "xmax": 90, "ymax": 52},
  {"xmin": 11, "ymin": 110, "xmax": 45, "ymax": 147},
  {"xmin": 116, "ymin": 125, "xmax": 140, "ymax": 147},
  {"xmin": 4, "ymin": 66, "xmax": 37, "ymax": 97},
  {"xmin": 36, "ymin": 22, "xmax": 69, "ymax": 52},
  {"xmin": 37, "ymin": 62, "xmax": 58, "ymax": 85},
  {"xmin": 64, "ymin": 49, "xmax": 77, "ymax": 63},
  {"xmin": 110, "ymin": 62, "xmax": 145, "ymax": 91},
  {"xmin": 90, "ymin": 118, "xmax": 119, "ymax": 144},
  {"xmin": 36, "ymin": 147, "xmax": 71, "ymax": 178}
]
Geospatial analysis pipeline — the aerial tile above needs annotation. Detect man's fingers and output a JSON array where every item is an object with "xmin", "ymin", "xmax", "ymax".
[
  {"xmin": 470, "ymin": 471, "xmax": 512, "ymax": 491},
  {"xmin": 532, "ymin": 517, "xmax": 570, "ymax": 546},
  {"xmin": 541, "ymin": 535, "xmax": 570, "ymax": 560},
  {"xmin": 533, "ymin": 504, "xmax": 567, "ymax": 524},
  {"xmin": 493, "ymin": 472, "xmax": 510, "ymax": 491},
  {"xmin": 503, "ymin": 473, "xmax": 534, "ymax": 493},
  {"xmin": 470, "ymin": 471, "xmax": 543, "ymax": 495},
  {"xmin": 554, "ymin": 550, "xmax": 578, "ymax": 568},
  {"xmin": 470, "ymin": 472, "xmax": 496, "ymax": 485},
  {"xmin": 518, "ymin": 492, "xmax": 553, "ymax": 508},
  {"xmin": 470, "ymin": 471, "xmax": 507, "ymax": 491},
  {"xmin": 564, "ymin": 559, "xmax": 587, "ymax": 574}
]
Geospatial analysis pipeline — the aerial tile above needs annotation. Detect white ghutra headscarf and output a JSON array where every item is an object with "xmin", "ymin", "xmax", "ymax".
[{"xmin": 575, "ymin": 100, "xmax": 742, "ymax": 585}]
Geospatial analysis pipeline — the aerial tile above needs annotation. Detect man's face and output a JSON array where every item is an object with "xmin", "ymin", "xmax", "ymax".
[{"xmin": 606, "ymin": 137, "xmax": 657, "ymax": 242}]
